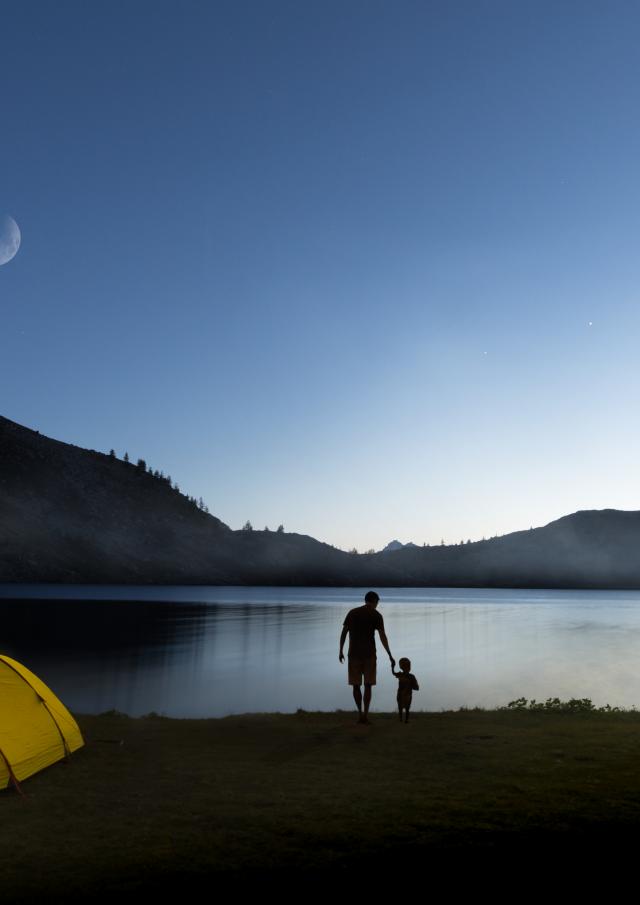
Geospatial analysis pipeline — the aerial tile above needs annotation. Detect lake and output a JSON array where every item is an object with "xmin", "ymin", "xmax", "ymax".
[{"xmin": 1, "ymin": 584, "xmax": 640, "ymax": 716}]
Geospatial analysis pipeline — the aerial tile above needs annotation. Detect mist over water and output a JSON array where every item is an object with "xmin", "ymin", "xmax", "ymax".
[{"xmin": 2, "ymin": 585, "xmax": 640, "ymax": 716}]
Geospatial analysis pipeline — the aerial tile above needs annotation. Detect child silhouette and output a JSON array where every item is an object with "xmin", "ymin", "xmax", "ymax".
[{"xmin": 392, "ymin": 657, "xmax": 419, "ymax": 723}]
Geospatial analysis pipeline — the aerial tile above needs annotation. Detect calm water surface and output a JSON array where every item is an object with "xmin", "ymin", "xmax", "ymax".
[{"xmin": 1, "ymin": 584, "xmax": 640, "ymax": 716}]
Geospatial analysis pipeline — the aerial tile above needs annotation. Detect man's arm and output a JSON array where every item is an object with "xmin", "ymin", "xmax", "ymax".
[
  {"xmin": 339, "ymin": 625, "xmax": 348, "ymax": 663},
  {"xmin": 378, "ymin": 628, "xmax": 395, "ymax": 667}
]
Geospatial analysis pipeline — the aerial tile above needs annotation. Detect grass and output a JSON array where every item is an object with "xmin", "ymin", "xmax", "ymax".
[{"xmin": 3, "ymin": 704, "xmax": 640, "ymax": 899}]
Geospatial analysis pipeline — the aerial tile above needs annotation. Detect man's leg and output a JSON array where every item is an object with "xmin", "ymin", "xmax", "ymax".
[
  {"xmin": 360, "ymin": 659, "xmax": 376, "ymax": 724},
  {"xmin": 349, "ymin": 659, "xmax": 365, "ymax": 721},
  {"xmin": 363, "ymin": 683, "xmax": 372, "ymax": 721}
]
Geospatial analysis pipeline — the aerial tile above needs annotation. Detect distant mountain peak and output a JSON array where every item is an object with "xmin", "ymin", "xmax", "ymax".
[{"xmin": 380, "ymin": 540, "xmax": 418, "ymax": 553}]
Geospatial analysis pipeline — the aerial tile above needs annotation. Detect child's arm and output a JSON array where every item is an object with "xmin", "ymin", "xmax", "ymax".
[{"xmin": 412, "ymin": 675, "xmax": 420, "ymax": 690}]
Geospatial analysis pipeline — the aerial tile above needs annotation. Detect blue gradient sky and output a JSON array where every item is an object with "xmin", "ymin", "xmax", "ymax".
[{"xmin": 2, "ymin": 1, "xmax": 640, "ymax": 550}]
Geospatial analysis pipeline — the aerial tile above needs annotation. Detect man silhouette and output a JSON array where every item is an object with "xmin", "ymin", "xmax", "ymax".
[{"xmin": 339, "ymin": 590, "xmax": 395, "ymax": 724}]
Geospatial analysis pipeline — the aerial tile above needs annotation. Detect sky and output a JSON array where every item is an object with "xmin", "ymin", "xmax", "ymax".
[{"xmin": 2, "ymin": 0, "xmax": 640, "ymax": 551}]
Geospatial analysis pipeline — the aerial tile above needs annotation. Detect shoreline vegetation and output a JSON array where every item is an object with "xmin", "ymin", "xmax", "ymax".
[{"xmin": 4, "ymin": 702, "xmax": 640, "ymax": 899}]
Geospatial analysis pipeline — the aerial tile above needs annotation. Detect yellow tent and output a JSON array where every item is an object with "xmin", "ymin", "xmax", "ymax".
[{"xmin": 0, "ymin": 654, "xmax": 84, "ymax": 792}]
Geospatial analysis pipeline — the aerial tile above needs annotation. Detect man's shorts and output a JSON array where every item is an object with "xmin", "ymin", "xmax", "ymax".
[{"xmin": 348, "ymin": 656, "xmax": 377, "ymax": 686}]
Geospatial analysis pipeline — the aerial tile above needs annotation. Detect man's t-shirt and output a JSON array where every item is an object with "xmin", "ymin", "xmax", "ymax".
[{"xmin": 343, "ymin": 605, "xmax": 384, "ymax": 659}]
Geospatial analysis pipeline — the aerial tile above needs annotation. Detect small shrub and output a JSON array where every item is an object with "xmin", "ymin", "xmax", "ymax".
[{"xmin": 500, "ymin": 697, "xmax": 635, "ymax": 713}]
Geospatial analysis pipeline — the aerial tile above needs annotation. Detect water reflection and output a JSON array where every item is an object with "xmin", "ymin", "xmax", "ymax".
[{"xmin": 1, "ymin": 585, "xmax": 640, "ymax": 715}]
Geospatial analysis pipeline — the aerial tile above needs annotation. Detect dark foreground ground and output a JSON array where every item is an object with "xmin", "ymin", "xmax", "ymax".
[{"xmin": 3, "ymin": 708, "xmax": 640, "ymax": 900}]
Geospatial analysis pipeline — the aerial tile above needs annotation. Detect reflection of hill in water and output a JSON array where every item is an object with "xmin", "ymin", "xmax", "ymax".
[
  {"xmin": 0, "ymin": 597, "xmax": 302, "ymax": 660},
  {"xmin": 0, "ymin": 596, "xmax": 317, "ymax": 717},
  {"xmin": 0, "ymin": 598, "xmax": 210, "ymax": 659}
]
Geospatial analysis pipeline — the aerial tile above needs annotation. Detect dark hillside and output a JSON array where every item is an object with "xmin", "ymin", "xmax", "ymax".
[
  {"xmin": 2, "ymin": 414, "xmax": 640, "ymax": 588},
  {"xmin": 0, "ymin": 415, "xmax": 238, "ymax": 582}
]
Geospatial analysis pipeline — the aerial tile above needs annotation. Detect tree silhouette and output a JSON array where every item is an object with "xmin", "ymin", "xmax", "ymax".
[
  {"xmin": 277, "ymin": 524, "xmax": 284, "ymax": 533},
  {"xmin": 243, "ymin": 521, "xmax": 253, "ymax": 531},
  {"xmin": 109, "ymin": 449, "xmax": 115, "ymax": 458},
  {"xmin": 124, "ymin": 452, "xmax": 129, "ymax": 463}
]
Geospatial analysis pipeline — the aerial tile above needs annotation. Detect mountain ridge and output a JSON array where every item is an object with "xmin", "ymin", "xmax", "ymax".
[{"xmin": 1, "ymin": 414, "xmax": 639, "ymax": 588}]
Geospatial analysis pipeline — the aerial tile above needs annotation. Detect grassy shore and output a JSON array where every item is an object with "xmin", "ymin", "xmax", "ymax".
[{"xmin": 3, "ymin": 706, "xmax": 640, "ymax": 899}]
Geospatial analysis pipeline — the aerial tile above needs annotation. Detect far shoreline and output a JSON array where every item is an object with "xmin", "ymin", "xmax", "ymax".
[{"xmin": 4, "ymin": 581, "xmax": 640, "ymax": 597}]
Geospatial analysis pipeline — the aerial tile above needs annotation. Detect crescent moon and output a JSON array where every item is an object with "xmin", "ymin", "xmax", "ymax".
[{"xmin": 0, "ymin": 215, "xmax": 21, "ymax": 265}]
